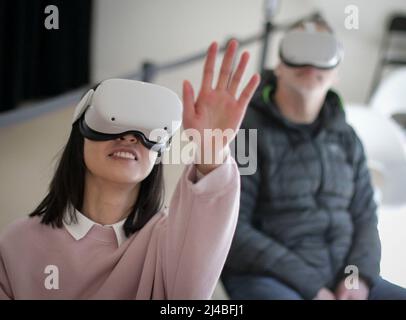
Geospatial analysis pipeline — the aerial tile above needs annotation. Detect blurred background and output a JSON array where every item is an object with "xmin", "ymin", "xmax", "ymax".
[{"xmin": 1, "ymin": 0, "xmax": 406, "ymax": 296}]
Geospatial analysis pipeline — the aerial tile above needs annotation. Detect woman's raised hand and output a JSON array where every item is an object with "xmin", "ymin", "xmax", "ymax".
[{"xmin": 182, "ymin": 40, "xmax": 260, "ymax": 174}]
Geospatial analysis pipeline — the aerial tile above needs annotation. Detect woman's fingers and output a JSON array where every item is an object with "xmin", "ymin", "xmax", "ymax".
[
  {"xmin": 182, "ymin": 80, "xmax": 196, "ymax": 120},
  {"xmin": 229, "ymin": 51, "xmax": 250, "ymax": 97},
  {"xmin": 216, "ymin": 39, "xmax": 238, "ymax": 91},
  {"xmin": 200, "ymin": 42, "xmax": 218, "ymax": 93},
  {"xmin": 237, "ymin": 74, "xmax": 261, "ymax": 109}
]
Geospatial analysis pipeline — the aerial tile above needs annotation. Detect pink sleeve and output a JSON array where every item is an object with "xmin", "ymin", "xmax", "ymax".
[
  {"xmin": 0, "ymin": 253, "xmax": 12, "ymax": 300},
  {"xmin": 161, "ymin": 154, "xmax": 240, "ymax": 299}
]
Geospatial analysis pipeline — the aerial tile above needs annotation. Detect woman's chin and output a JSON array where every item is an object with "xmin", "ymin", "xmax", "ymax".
[{"xmin": 102, "ymin": 172, "xmax": 142, "ymax": 185}]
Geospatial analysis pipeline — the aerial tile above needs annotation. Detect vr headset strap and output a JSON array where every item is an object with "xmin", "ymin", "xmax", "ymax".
[{"xmin": 72, "ymin": 89, "xmax": 94, "ymax": 124}]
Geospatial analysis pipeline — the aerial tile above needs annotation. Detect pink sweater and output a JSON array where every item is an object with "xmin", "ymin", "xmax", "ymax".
[{"xmin": 0, "ymin": 158, "xmax": 240, "ymax": 299}]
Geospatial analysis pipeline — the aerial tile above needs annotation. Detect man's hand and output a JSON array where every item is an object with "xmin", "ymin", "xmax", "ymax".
[
  {"xmin": 313, "ymin": 287, "xmax": 336, "ymax": 300},
  {"xmin": 182, "ymin": 40, "xmax": 260, "ymax": 175},
  {"xmin": 335, "ymin": 279, "xmax": 369, "ymax": 300}
]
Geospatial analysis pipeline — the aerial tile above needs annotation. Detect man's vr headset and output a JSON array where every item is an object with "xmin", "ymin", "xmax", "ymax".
[
  {"xmin": 72, "ymin": 79, "xmax": 183, "ymax": 154},
  {"xmin": 279, "ymin": 21, "xmax": 344, "ymax": 69}
]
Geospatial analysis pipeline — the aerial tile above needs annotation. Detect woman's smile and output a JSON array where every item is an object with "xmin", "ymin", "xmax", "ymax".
[
  {"xmin": 109, "ymin": 152, "xmax": 138, "ymax": 161},
  {"xmin": 107, "ymin": 147, "xmax": 139, "ymax": 161}
]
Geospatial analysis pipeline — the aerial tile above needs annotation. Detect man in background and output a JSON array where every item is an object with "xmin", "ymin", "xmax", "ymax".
[{"xmin": 222, "ymin": 16, "xmax": 406, "ymax": 300}]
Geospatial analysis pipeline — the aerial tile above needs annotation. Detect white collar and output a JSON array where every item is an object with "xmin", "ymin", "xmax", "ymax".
[{"xmin": 63, "ymin": 208, "xmax": 127, "ymax": 246}]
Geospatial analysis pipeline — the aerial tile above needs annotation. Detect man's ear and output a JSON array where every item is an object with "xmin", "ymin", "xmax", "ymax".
[
  {"xmin": 274, "ymin": 63, "xmax": 282, "ymax": 77},
  {"xmin": 332, "ymin": 68, "xmax": 340, "ymax": 86}
]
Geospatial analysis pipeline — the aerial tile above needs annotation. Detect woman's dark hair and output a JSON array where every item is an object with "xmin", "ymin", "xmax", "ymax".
[{"xmin": 29, "ymin": 121, "xmax": 165, "ymax": 237}]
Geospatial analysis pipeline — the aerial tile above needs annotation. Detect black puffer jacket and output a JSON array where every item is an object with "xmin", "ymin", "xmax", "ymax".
[{"xmin": 223, "ymin": 71, "xmax": 381, "ymax": 299}]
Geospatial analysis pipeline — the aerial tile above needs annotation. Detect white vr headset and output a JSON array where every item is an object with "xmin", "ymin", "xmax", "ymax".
[
  {"xmin": 279, "ymin": 26, "xmax": 344, "ymax": 69},
  {"xmin": 72, "ymin": 79, "xmax": 183, "ymax": 154}
]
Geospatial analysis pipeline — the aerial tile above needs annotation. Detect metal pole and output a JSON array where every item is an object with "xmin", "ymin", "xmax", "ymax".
[
  {"xmin": 259, "ymin": 0, "xmax": 280, "ymax": 72},
  {"xmin": 141, "ymin": 62, "xmax": 156, "ymax": 83}
]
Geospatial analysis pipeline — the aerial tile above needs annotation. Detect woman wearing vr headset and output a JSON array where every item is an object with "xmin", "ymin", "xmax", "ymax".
[{"xmin": 0, "ymin": 40, "xmax": 260, "ymax": 299}]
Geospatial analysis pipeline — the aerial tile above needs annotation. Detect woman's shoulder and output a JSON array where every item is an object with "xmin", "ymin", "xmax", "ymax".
[
  {"xmin": 0, "ymin": 216, "xmax": 45, "ymax": 247},
  {"xmin": 148, "ymin": 209, "xmax": 168, "ymax": 229}
]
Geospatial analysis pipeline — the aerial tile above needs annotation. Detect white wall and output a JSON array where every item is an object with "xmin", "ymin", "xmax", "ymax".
[
  {"xmin": 0, "ymin": 107, "xmax": 73, "ymax": 230},
  {"xmin": 92, "ymin": 0, "xmax": 406, "ymax": 103}
]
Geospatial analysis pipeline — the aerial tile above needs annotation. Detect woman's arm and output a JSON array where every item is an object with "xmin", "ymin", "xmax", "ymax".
[
  {"xmin": 160, "ymin": 40, "xmax": 260, "ymax": 299},
  {"xmin": 162, "ymin": 153, "xmax": 240, "ymax": 299}
]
